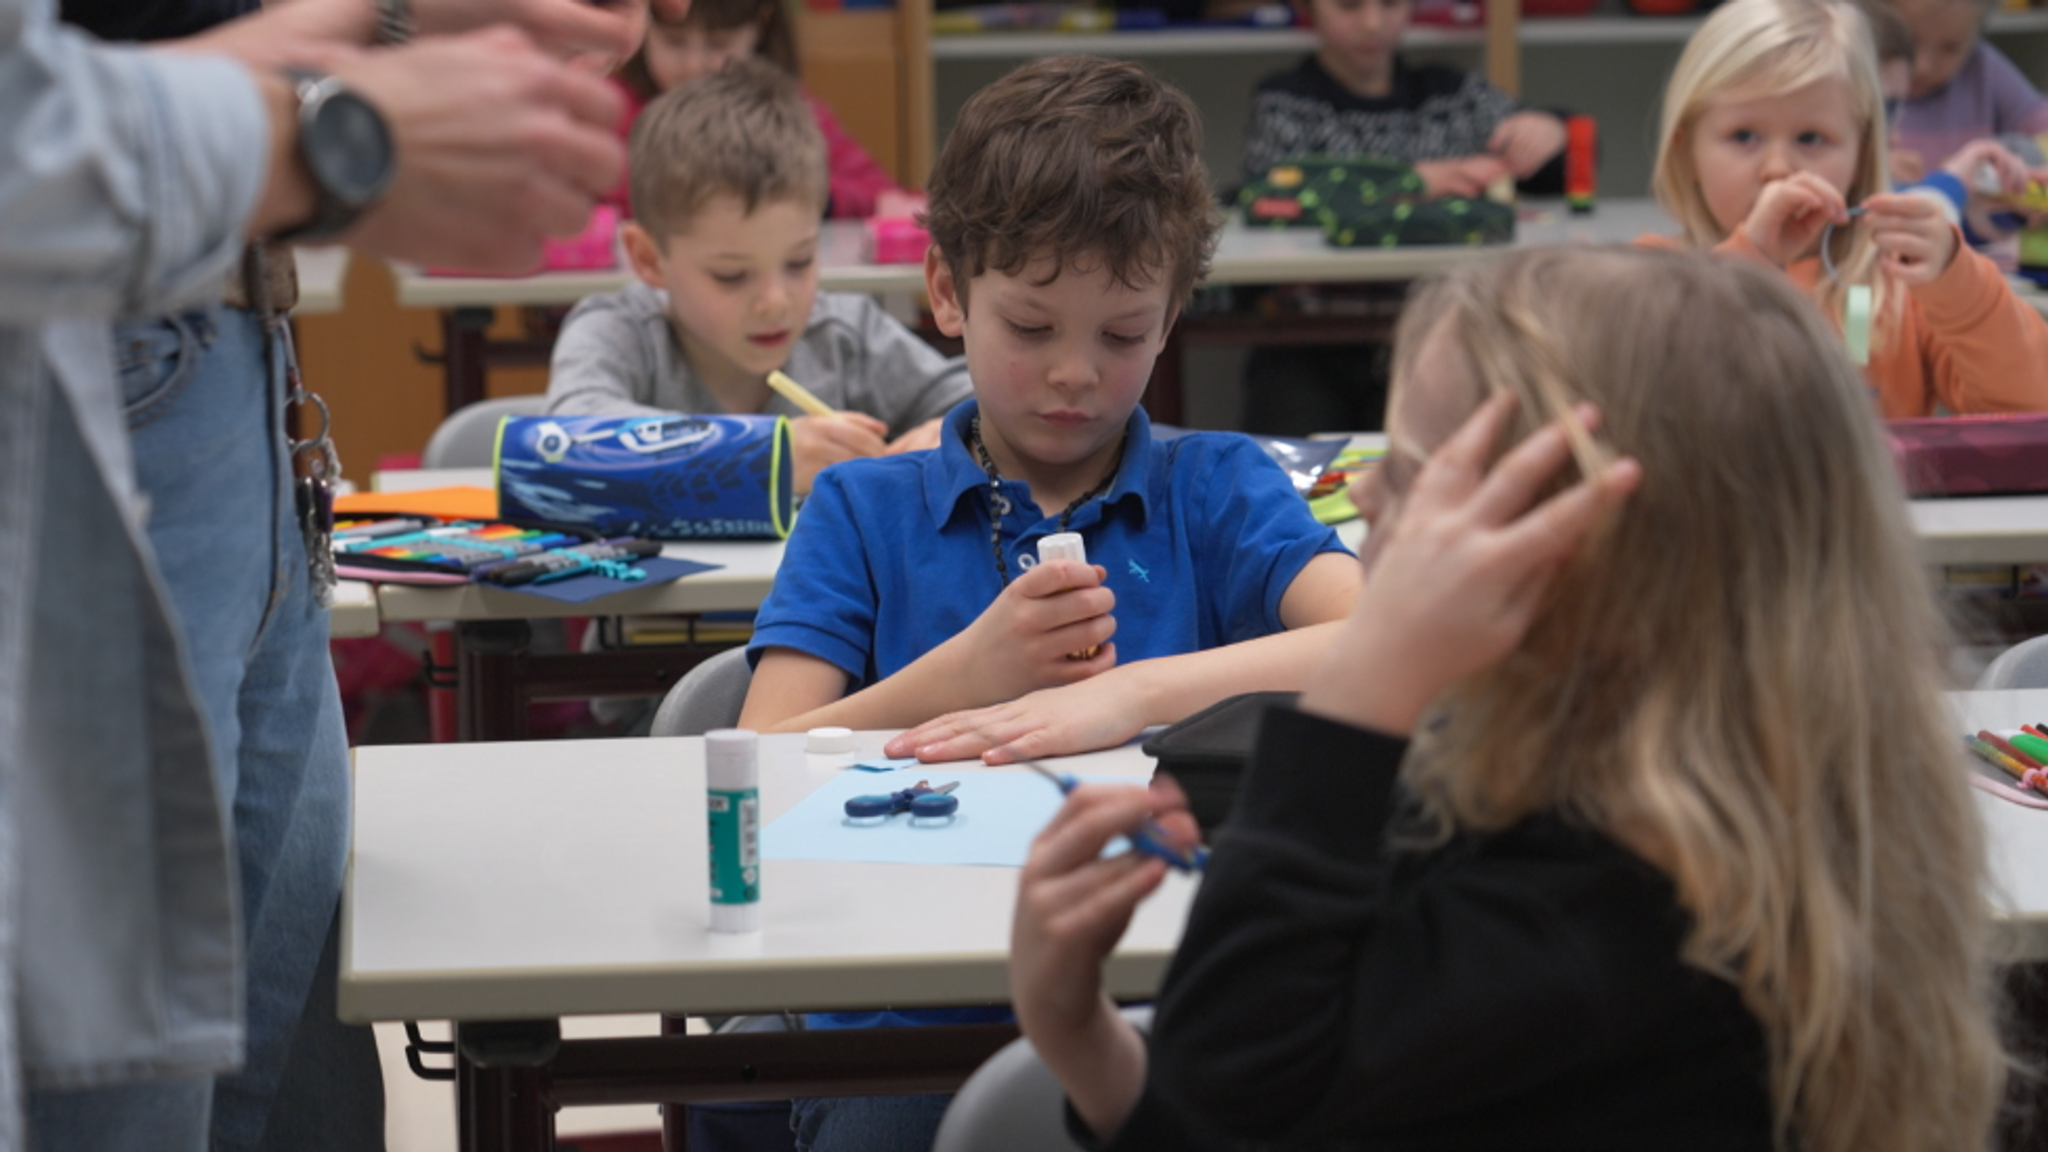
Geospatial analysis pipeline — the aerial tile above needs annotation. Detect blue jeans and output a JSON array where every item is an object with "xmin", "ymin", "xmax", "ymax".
[
  {"xmin": 30, "ymin": 306, "xmax": 377, "ymax": 1152},
  {"xmin": 789, "ymin": 1094, "xmax": 951, "ymax": 1152}
]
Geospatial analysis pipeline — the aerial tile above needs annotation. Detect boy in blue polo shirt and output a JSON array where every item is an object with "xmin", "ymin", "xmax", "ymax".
[{"xmin": 740, "ymin": 55, "xmax": 1362, "ymax": 769}]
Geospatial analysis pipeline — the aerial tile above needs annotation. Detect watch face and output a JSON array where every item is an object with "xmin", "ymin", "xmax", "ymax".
[{"xmin": 308, "ymin": 91, "xmax": 395, "ymax": 207}]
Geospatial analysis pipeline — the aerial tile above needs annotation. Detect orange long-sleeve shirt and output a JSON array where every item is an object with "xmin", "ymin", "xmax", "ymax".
[{"xmin": 1637, "ymin": 229, "xmax": 2048, "ymax": 417}]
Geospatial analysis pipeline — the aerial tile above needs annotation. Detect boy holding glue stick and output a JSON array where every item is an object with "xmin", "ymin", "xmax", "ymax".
[{"xmin": 740, "ymin": 56, "xmax": 1361, "ymax": 769}]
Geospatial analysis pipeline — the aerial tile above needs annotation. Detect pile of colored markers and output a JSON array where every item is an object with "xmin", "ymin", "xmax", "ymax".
[
  {"xmin": 1964, "ymin": 727, "xmax": 2048, "ymax": 791},
  {"xmin": 332, "ymin": 517, "xmax": 661, "ymax": 586}
]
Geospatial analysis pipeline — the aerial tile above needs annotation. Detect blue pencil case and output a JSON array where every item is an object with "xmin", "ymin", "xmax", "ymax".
[{"xmin": 494, "ymin": 413, "xmax": 794, "ymax": 540}]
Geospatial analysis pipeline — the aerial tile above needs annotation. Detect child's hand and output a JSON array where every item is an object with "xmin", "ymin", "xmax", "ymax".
[
  {"xmin": 1863, "ymin": 191, "xmax": 1959, "ymax": 285},
  {"xmin": 883, "ymin": 671, "xmax": 1149, "ymax": 764},
  {"xmin": 1941, "ymin": 138, "xmax": 2032, "ymax": 199},
  {"xmin": 1299, "ymin": 394, "xmax": 1640, "ymax": 738},
  {"xmin": 789, "ymin": 412, "xmax": 889, "ymax": 493},
  {"xmin": 1011, "ymin": 776, "xmax": 1196, "ymax": 1139},
  {"xmin": 883, "ymin": 416, "xmax": 945, "ymax": 455},
  {"xmin": 1741, "ymin": 172, "xmax": 1849, "ymax": 268},
  {"xmin": 1414, "ymin": 155, "xmax": 1511, "ymax": 199},
  {"xmin": 1487, "ymin": 112, "xmax": 1567, "ymax": 178},
  {"xmin": 941, "ymin": 559, "xmax": 1117, "ymax": 707}
]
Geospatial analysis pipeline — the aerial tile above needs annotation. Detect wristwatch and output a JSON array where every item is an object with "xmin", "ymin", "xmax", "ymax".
[{"xmin": 274, "ymin": 68, "xmax": 395, "ymax": 244}]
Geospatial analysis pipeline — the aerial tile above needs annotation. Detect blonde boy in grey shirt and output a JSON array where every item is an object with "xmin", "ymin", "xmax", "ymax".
[{"xmin": 546, "ymin": 59, "xmax": 969, "ymax": 493}]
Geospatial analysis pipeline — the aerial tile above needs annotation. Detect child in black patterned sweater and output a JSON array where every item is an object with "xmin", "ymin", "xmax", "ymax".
[{"xmin": 1238, "ymin": 0, "xmax": 1568, "ymax": 436}]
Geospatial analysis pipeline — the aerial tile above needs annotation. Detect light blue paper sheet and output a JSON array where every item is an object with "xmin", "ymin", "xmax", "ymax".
[{"xmin": 763, "ymin": 769, "xmax": 1128, "ymax": 868}]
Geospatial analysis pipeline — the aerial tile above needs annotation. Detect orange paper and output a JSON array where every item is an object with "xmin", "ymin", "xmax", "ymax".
[{"xmin": 334, "ymin": 486, "xmax": 498, "ymax": 521}]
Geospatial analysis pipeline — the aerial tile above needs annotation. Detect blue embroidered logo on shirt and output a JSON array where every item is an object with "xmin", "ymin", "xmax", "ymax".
[{"xmin": 1127, "ymin": 559, "xmax": 1151, "ymax": 583}]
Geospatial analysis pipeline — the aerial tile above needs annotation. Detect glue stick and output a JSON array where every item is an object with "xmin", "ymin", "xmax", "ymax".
[
  {"xmin": 1039, "ymin": 533, "xmax": 1099, "ymax": 661},
  {"xmin": 1565, "ymin": 115, "xmax": 1597, "ymax": 215},
  {"xmin": 705, "ymin": 728, "xmax": 761, "ymax": 933}
]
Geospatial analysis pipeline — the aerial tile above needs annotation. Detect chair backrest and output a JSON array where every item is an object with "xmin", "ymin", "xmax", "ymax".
[
  {"xmin": 651, "ymin": 647, "xmax": 756, "ymax": 737},
  {"xmin": 930, "ymin": 1006, "xmax": 1154, "ymax": 1152},
  {"xmin": 1976, "ymin": 634, "xmax": 2048, "ymax": 690},
  {"xmin": 422, "ymin": 394, "xmax": 549, "ymax": 470}
]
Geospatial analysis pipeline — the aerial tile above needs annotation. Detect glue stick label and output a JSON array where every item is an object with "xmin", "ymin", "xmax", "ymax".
[{"xmin": 707, "ymin": 787, "xmax": 760, "ymax": 905}]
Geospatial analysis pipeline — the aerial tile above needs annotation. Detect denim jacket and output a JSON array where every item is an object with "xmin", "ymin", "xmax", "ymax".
[{"xmin": 0, "ymin": 0, "xmax": 267, "ymax": 1134}]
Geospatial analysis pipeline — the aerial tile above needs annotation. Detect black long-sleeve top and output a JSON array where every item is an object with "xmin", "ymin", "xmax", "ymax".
[{"xmin": 1089, "ymin": 706, "xmax": 1774, "ymax": 1151}]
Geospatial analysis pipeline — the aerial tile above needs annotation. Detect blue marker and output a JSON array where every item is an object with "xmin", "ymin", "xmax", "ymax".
[{"xmin": 1018, "ymin": 761, "xmax": 1208, "ymax": 872}]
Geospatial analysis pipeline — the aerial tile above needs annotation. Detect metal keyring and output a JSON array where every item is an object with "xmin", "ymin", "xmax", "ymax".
[{"xmin": 1819, "ymin": 205, "xmax": 1868, "ymax": 281}]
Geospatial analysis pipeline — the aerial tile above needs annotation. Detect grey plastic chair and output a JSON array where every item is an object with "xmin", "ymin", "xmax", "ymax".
[
  {"xmin": 421, "ymin": 394, "xmax": 548, "ymax": 469},
  {"xmin": 1976, "ymin": 634, "xmax": 2048, "ymax": 690},
  {"xmin": 931, "ymin": 1006, "xmax": 1154, "ymax": 1152},
  {"xmin": 650, "ymin": 647, "xmax": 756, "ymax": 737}
]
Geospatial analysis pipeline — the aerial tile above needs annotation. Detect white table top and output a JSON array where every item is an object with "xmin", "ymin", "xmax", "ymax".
[
  {"xmin": 392, "ymin": 221, "xmax": 912, "ymax": 307},
  {"xmin": 328, "ymin": 578, "xmax": 381, "ymax": 639},
  {"xmin": 342, "ymin": 691, "xmax": 2048, "ymax": 1024},
  {"xmin": 293, "ymin": 247, "xmax": 349, "ymax": 316},
  {"xmin": 341, "ymin": 733, "xmax": 1189, "ymax": 1023},
  {"xmin": 390, "ymin": 201, "xmax": 1672, "ymax": 310}
]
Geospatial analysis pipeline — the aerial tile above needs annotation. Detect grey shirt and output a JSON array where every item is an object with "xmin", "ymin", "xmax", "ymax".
[{"xmin": 545, "ymin": 283, "xmax": 972, "ymax": 437}]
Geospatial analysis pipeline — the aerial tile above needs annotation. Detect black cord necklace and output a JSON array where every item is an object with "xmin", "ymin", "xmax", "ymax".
[{"xmin": 969, "ymin": 414, "xmax": 1123, "ymax": 586}]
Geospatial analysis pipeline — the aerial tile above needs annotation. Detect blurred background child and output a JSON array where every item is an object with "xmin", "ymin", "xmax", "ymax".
[
  {"xmin": 1650, "ymin": 0, "xmax": 2048, "ymax": 417},
  {"xmin": 1235, "ymin": 0, "xmax": 1569, "ymax": 437},
  {"xmin": 549, "ymin": 60, "xmax": 967, "ymax": 495},
  {"xmin": 1883, "ymin": 0, "xmax": 2048, "ymax": 181},
  {"xmin": 614, "ymin": 0, "xmax": 905, "ymax": 218}
]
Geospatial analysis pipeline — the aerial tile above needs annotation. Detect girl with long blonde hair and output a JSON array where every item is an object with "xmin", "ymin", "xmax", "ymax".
[
  {"xmin": 1647, "ymin": 0, "xmax": 2048, "ymax": 417},
  {"xmin": 1010, "ymin": 245, "xmax": 2008, "ymax": 1152}
]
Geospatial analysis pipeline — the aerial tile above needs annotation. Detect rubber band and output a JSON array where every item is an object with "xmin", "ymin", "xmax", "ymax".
[{"xmin": 1844, "ymin": 284, "xmax": 1874, "ymax": 367}]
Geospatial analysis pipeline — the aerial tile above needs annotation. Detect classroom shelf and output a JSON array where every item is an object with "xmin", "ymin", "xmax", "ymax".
[{"xmin": 927, "ymin": 7, "xmax": 2048, "ymax": 58}]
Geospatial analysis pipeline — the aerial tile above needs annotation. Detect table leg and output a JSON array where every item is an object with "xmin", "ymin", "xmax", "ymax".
[
  {"xmin": 456, "ymin": 620, "xmax": 534, "ymax": 742},
  {"xmin": 456, "ymin": 1021, "xmax": 561, "ymax": 1152},
  {"xmin": 440, "ymin": 306, "xmax": 497, "ymax": 417}
]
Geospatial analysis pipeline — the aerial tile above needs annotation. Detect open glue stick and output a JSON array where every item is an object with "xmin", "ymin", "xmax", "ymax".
[
  {"xmin": 705, "ymin": 728, "xmax": 761, "ymax": 933},
  {"xmin": 1039, "ymin": 533, "xmax": 1099, "ymax": 660}
]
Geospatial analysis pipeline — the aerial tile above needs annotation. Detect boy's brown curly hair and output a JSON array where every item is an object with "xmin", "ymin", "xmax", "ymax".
[{"xmin": 923, "ymin": 56, "xmax": 1219, "ymax": 309}]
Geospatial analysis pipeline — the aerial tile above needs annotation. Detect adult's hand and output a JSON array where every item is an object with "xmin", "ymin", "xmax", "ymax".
[{"xmin": 334, "ymin": 28, "xmax": 626, "ymax": 273}]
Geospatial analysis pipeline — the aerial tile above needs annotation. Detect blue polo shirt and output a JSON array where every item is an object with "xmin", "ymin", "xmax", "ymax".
[{"xmin": 749, "ymin": 400, "xmax": 1348, "ymax": 688}]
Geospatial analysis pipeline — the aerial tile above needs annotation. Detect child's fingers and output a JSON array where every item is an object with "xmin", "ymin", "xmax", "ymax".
[{"xmin": 1026, "ymin": 785, "xmax": 1161, "ymax": 876}]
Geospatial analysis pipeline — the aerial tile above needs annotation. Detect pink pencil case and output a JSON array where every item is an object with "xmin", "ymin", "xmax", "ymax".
[{"xmin": 868, "ymin": 216, "xmax": 931, "ymax": 265}]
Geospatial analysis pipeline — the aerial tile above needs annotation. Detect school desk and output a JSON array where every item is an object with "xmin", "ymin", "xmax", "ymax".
[
  {"xmin": 393, "ymin": 202, "xmax": 1675, "ymax": 418},
  {"xmin": 328, "ymin": 578, "xmax": 381, "ymax": 640},
  {"xmin": 360, "ymin": 467, "xmax": 785, "ymax": 739},
  {"xmin": 344, "ymin": 698, "xmax": 2048, "ymax": 1152},
  {"xmin": 294, "ymin": 246, "xmax": 349, "ymax": 316},
  {"xmin": 343, "ymin": 731, "xmax": 1194, "ymax": 1152}
]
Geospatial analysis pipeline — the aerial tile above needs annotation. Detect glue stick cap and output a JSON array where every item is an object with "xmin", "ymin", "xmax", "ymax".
[
  {"xmin": 806, "ymin": 726, "xmax": 855, "ymax": 754},
  {"xmin": 705, "ymin": 728, "xmax": 758, "ymax": 790},
  {"xmin": 1038, "ymin": 532, "xmax": 1087, "ymax": 566}
]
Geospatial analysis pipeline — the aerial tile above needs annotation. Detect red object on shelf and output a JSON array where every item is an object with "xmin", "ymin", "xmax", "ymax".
[
  {"xmin": 1625, "ymin": 0, "xmax": 1697, "ymax": 14},
  {"xmin": 1522, "ymin": 0, "xmax": 1597, "ymax": 17}
]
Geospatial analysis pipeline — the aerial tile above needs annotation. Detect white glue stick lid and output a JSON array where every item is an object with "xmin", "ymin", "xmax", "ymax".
[
  {"xmin": 806, "ymin": 726, "xmax": 855, "ymax": 754},
  {"xmin": 705, "ymin": 728, "xmax": 759, "ymax": 790},
  {"xmin": 1038, "ymin": 532, "xmax": 1087, "ymax": 566}
]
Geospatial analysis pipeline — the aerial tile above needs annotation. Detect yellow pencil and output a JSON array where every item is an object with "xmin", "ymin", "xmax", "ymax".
[{"xmin": 766, "ymin": 370, "xmax": 837, "ymax": 418}]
